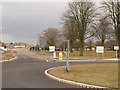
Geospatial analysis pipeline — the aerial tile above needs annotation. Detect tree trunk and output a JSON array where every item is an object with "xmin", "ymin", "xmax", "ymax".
[
  {"xmin": 101, "ymin": 38, "xmax": 105, "ymax": 46},
  {"xmin": 70, "ymin": 40, "xmax": 73, "ymax": 52},
  {"xmin": 79, "ymin": 39, "xmax": 84, "ymax": 56},
  {"xmin": 117, "ymin": 31, "xmax": 120, "ymax": 58},
  {"xmin": 117, "ymin": 50, "xmax": 120, "ymax": 58},
  {"xmin": 115, "ymin": 2, "xmax": 120, "ymax": 58}
]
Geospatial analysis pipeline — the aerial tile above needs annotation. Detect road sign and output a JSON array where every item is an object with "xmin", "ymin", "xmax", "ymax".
[
  {"xmin": 0, "ymin": 47, "xmax": 5, "ymax": 51},
  {"xmin": 96, "ymin": 46, "xmax": 104, "ymax": 58},
  {"xmin": 0, "ymin": 47, "xmax": 5, "ymax": 54},
  {"xmin": 114, "ymin": 46, "xmax": 119, "ymax": 50},
  {"xmin": 96, "ymin": 46, "xmax": 104, "ymax": 53},
  {"xmin": 114, "ymin": 46, "xmax": 119, "ymax": 58},
  {"xmin": 9, "ymin": 42, "xmax": 14, "ymax": 46},
  {"xmin": 49, "ymin": 46, "xmax": 55, "ymax": 52}
]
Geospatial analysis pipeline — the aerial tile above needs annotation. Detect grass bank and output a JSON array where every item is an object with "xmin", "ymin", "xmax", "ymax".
[{"xmin": 48, "ymin": 63, "xmax": 118, "ymax": 89}]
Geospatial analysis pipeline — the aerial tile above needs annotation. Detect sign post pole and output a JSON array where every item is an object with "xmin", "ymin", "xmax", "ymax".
[
  {"xmin": 66, "ymin": 40, "xmax": 70, "ymax": 72},
  {"xmin": 49, "ymin": 46, "xmax": 56, "ymax": 60},
  {"xmin": 116, "ymin": 50, "xmax": 117, "ymax": 58}
]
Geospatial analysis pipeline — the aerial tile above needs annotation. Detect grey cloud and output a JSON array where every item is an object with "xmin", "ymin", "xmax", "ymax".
[
  {"xmin": 0, "ymin": 3, "xmax": 2, "ymax": 26},
  {"xmin": 2, "ymin": 2, "xmax": 67, "ymax": 43}
]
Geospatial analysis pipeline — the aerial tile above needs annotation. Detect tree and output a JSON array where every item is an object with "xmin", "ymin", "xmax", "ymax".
[
  {"xmin": 62, "ymin": 1, "xmax": 98, "ymax": 56},
  {"xmin": 62, "ymin": 12, "xmax": 77, "ymax": 52},
  {"xmin": 43, "ymin": 28, "xmax": 60, "ymax": 47},
  {"xmin": 104, "ymin": 40, "xmax": 116, "ymax": 50},
  {"xmin": 95, "ymin": 16, "xmax": 112, "ymax": 46},
  {"xmin": 102, "ymin": 0, "xmax": 120, "ymax": 57},
  {"xmin": 85, "ymin": 38, "xmax": 94, "ymax": 51}
]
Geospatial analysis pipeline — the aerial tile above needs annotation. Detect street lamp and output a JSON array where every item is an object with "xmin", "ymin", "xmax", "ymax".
[
  {"xmin": 0, "ymin": 26, "xmax": 3, "ymax": 58},
  {"xmin": 39, "ymin": 31, "xmax": 46, "ymax": 51}
]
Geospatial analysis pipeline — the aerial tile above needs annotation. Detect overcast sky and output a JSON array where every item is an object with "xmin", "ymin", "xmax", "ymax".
[
  {"xmin": 0, "ymin": 0, "xmax": 101, "ymax": 44},
  {"xmin": 1, "ymin": 2, "xmax": 67, "ymax": 44}
]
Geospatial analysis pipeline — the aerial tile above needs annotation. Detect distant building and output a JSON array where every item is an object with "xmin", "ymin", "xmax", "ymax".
[
  {"xmin": 84, "ymin": 46, "xmax": 95, "ymax": 51},
  {"xmin": 14, "ymin": 43, "xmax": 28, "ymax": 48}
]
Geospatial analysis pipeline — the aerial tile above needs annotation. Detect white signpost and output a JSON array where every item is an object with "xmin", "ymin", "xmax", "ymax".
[
  {"xmin": 96, "ymin": 46, "xmax": 104, "ymax": 57},
  {"xmin": 114, "ymin": 46, "xmax": 119, "ymax": 58},
  {"xmin": 49, "ymin": 46, "xmax": 56, "ymax": 59},
  {"xmin": 0, "ymin": 47, "xmax": 7, "ymax": 51}
]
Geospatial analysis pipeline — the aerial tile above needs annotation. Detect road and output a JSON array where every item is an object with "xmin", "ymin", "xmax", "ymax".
[
  {"xmin": 2, "ymin": 49, "xmax": 81, "ymax": 88},
  {"xmin": 2, "ymin": 48, "xmax": 118, "ymax": 88}
]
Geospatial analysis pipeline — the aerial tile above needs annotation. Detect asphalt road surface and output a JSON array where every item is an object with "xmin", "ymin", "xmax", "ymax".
[
  {"xmin": 2, "ymin": 54, "xmax": 82, "ymax": 88},
  {"xmin": 2, "ymin": 49, "xmax": 118, "ymax": 88}
]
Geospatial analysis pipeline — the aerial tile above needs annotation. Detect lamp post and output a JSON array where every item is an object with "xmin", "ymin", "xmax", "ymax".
[
  {"xmin": 39, "ymin": 31, "xmax": 46, "ymax": 51},
  {"xmin": 0, "ymin": 26, "xmax": 3, "ymax": 58},
  {"xmin": 40, "ymin": 34, "xmax": 43, "ymax": 51},
  {"xmin": 38, "ymin": 34, "xmax": 43, "ymax": 50}
]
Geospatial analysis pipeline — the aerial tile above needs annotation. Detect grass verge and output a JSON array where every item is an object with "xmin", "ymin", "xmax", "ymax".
[
  {"xmin": 33, "ymin": 50, "xmax": 116, "ymax": 58},
  {"xmin": 0, "ymin": 50, "xmax": 15, "ymax": 61},
  {"xmin": 48, "ymin": 63, "xmax": 118, "ymax": 89},
  {"xmin": 70, "ymin": 51, "xmax": 116, "ymax": 58}
]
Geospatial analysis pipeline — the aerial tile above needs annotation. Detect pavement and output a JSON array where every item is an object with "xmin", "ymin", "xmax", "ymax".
[{"xmin": 2, "ymin": 48, "xmax": 119, "ymax": 88}]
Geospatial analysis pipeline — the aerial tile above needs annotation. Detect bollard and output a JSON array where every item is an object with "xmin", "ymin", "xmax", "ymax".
[
  {"xmin": 53, "ymin": 52, "xmax": 56, "ymax": 59},
  {"xmin": 59, "ymin": 52, "xmax": 63, "ymax": 60}
]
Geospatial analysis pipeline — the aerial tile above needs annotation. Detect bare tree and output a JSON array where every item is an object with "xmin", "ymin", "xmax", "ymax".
[
  {"xmin": 95, "ymin": 16, "xmax": 112, "ymax": 46},
  {"xmin": 102, "ymin": 0, "xmax": 120, "ymax": 57},
  {"xmin": 62, "ymin": 12, "xmax": 78, "ymax": 52},
  {"xmin": 104, "ymin": 40, "xmax": 116, "ymax": 50},
  {"xmin": 43, "ymin": 28, "xmax": 60, "ymax": 47},
  {"xmin": 85, "ymin": 38, "xmax": 94, "ymax": 51},
  {"xmin": 62, "ymin": 1, "xmax": 98, "ymax": 56}
]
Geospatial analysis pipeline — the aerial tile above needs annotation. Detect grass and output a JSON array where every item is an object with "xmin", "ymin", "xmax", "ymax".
[
  {"xmin": 33, "ymin": 50, "xmax": 116, "ymax": 58},
  {"xmin": 0, "ymin": 50, "xmax": 15, "ymax": 61},
  {"xmin": 70, "ymin": 51, "xmax": 116, "ymax": 58},
  {"xmin": 33, "ymin": 50, "xmax": 65, "ymax": 57},
  {"xmin": 48, "ymin": 63, "xmax": 118, "ymax": 89}
]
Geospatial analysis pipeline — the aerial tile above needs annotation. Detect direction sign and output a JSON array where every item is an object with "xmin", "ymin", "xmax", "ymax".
[
  {"xmin": 96, "ymin": 46, "xmax": 104, "ymax": 53},
  {"xmin": 9, "ymin": 42, "xmax": 14, "ymax": 46},
  {"xmin": 114, "ymin": 46, "xmax": 119, "ymax": 50},
  {"xmin": 49, "ymin": 46, "xmax": 55, "ymax": 52},
  {"xmin": 114, "ymin": 46, "xmax": 119, "ymax": 57}
]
